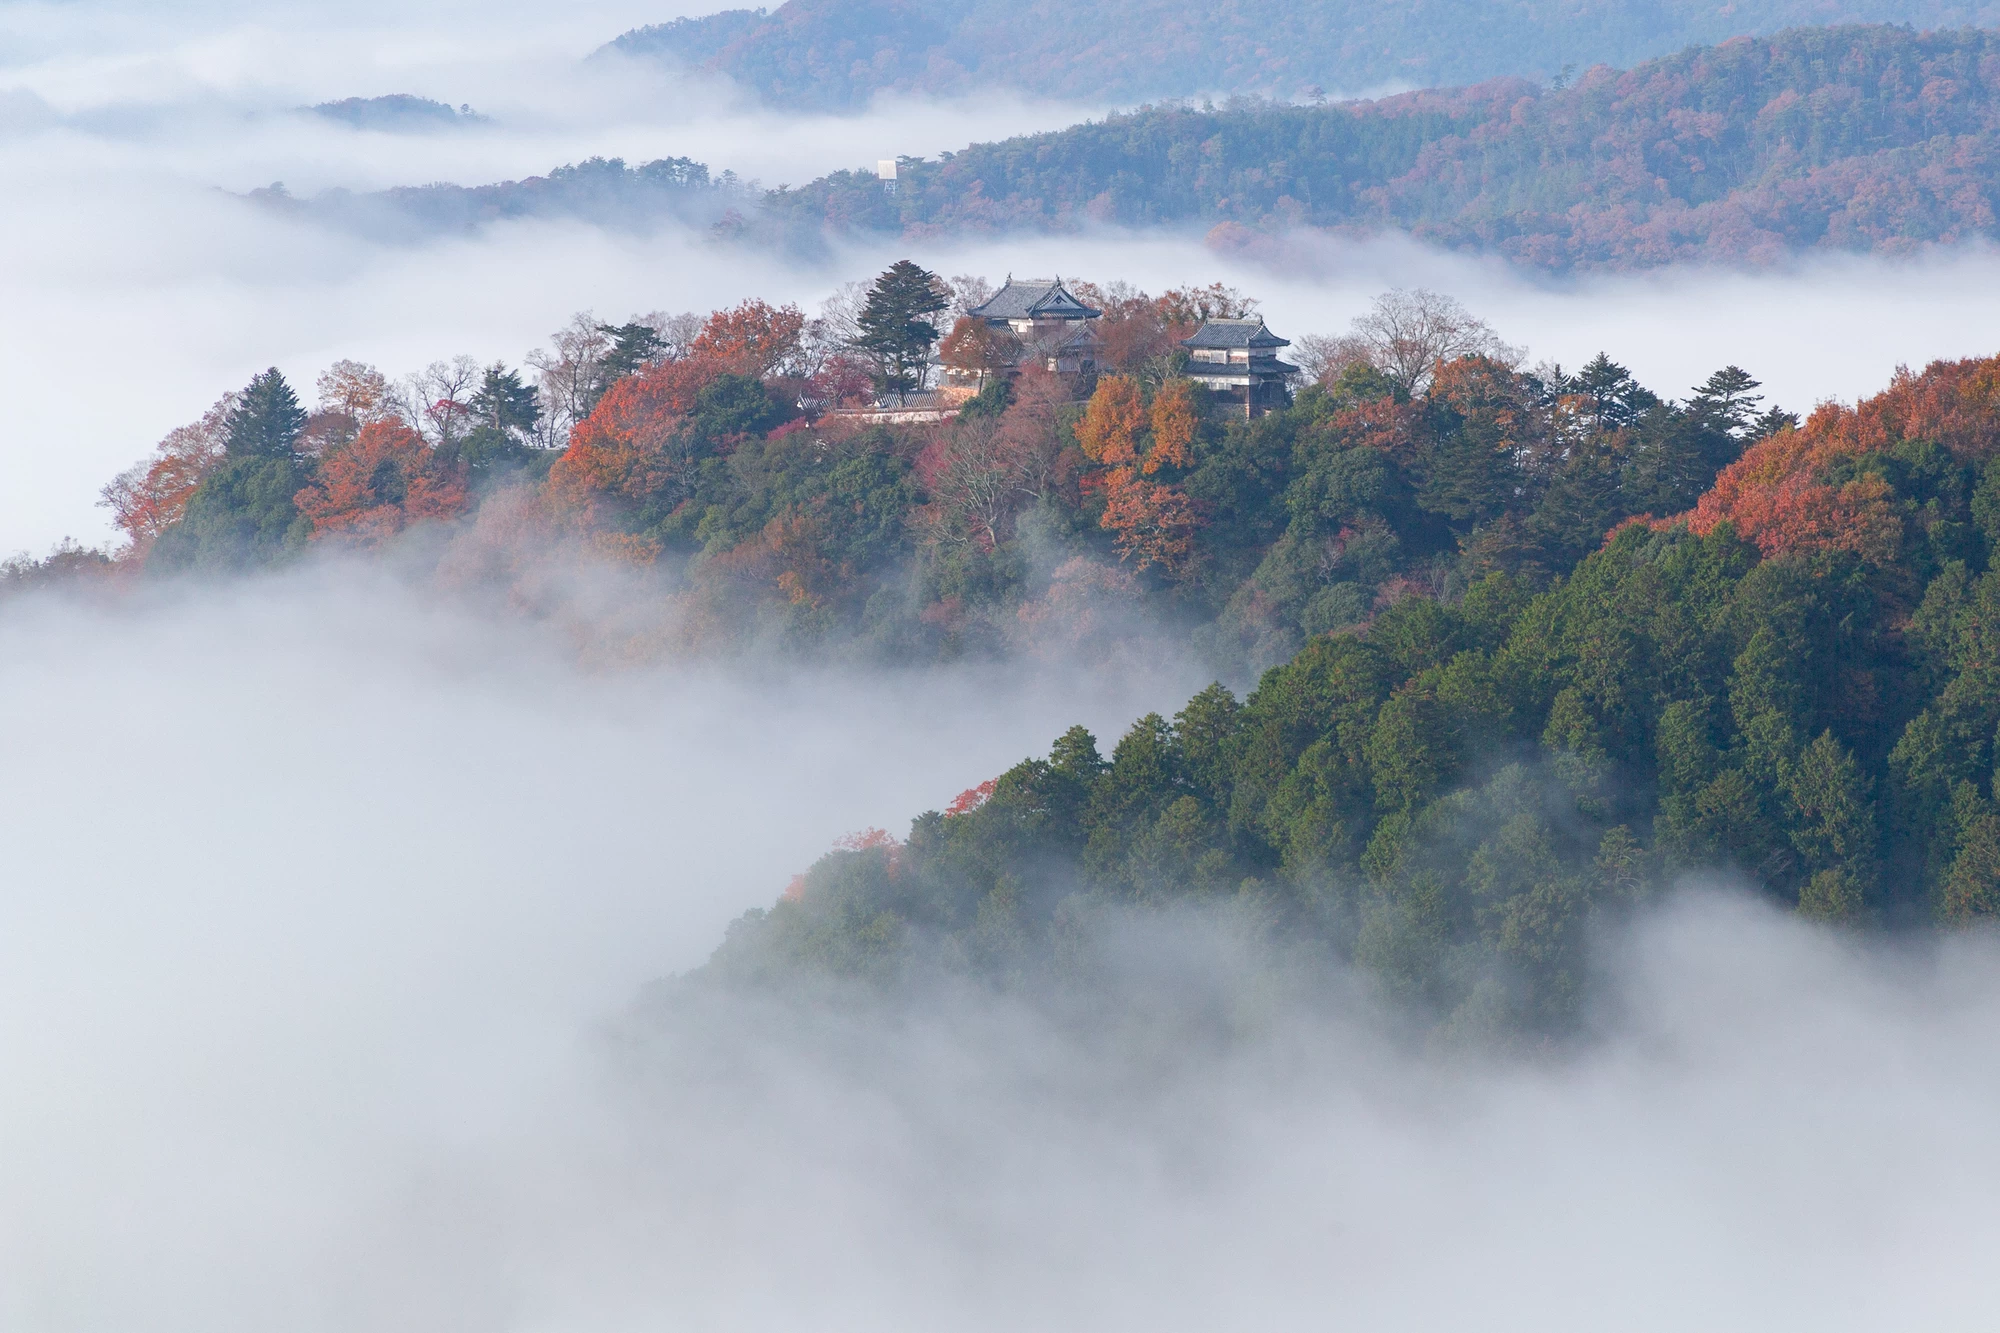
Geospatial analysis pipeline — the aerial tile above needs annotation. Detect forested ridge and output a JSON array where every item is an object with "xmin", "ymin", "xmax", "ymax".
[
  {"xmin": 608, "ymin": 0, "xmax": 2000, "ymax": 112},
  {"xmin": 26, "ymin": 260, "xmax": 2000, "ymax": 1034},
  {"xmin": 767, "ymin": 25, "xmax": 2000, "ymax": 269},
  {"xmin": 712, "ymin": 353, "xmax": 2000, "ymax": 1033},
  {"xmin": 45, "ymin": 273, "xmax": 1782, "ymax": 678}
]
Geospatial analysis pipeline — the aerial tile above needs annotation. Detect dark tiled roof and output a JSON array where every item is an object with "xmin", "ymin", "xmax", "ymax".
[
  {"xmin": 1181, "ymin": 317, "xmax": 1289, "ymax": 350},
  {"xmin": 969, "ymin": 276, "xmax": 1101, "ymax": 322}
]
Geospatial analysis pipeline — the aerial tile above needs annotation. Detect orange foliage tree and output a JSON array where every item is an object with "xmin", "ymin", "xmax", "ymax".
[
  {"xmin": 945, "ymin": 779, "xmax": 998, "ymax": 816},
  {"xmin": 937, "ymin": 316, "xmax": 1019, "ymax": 382},
  {"xmin": 101, "ymin": 393, "xmax": 236, "ymax": 560},
  {"xmin": 1075, "ymin": 374, "xmax": 1204, "ymax": 575},
  {"xmin": 1146, "ymin": 378, "xmax": 1199, "ymax": 472},
  {"xmin": 1075, "ymin": 375, "xmax": 1146, "ymax": 466},
  {"xmin": 294, "ymin": 419, "xmax": 468, "ymax": 544},
  {"xmin": 689, "ymin": 299, "xmax": 805, "ymax": 377},
  {"xmin": 1668, "ymin": 356, "xmax": 2000, "ymax": 562},
  {"xmin": 543, "ymin": 356, "xmax": 726, "ymax": 559}
]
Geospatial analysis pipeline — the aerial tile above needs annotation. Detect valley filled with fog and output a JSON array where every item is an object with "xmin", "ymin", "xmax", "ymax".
[
  {"xmin": 9, "ymin": 2, "xmax": 2000, "ymax": 1330},
  {"xmin": 6, "ymin": 572, "xmax": 2000, "ymax": 1332}
]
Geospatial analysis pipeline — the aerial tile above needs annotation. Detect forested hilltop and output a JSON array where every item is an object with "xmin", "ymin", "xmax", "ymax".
[
  {"xmin": 769, "ymin": 25, "xmax": 2000, "ymax": 268},
  {"xmin": 710, "ymin": 352, "xmax": 2000, "ymax": 1037},
  {"xmin": 22, "ymin": 258, "xmax": 2000, "ymax": 1035},
  {"xmin": 39, "ymin": 271, "xmax": 1785, "ymax": 679},
  {"xmin": 608, "ymin": 0, "xmax": 2000, "ymax": 111}
]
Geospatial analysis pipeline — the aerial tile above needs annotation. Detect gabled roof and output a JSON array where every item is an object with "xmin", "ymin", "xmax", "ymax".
[
  {"xmin": 1181, "ymin": 317, "xmax": 1290, "ymax": 350},
  {"xmin": 969, "ymin": 275, "xmax": 1101, "ymax": 322}
]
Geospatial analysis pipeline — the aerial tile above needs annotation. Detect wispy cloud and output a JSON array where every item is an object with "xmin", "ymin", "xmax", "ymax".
[{"xmin": 4, "ymin": 563, "xmax": 1995, "ymax": 1331}]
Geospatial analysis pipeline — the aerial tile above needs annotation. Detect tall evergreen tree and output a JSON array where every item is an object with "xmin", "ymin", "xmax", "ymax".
[
  {"xmin": 584, "ymin": 323, "xmax": 668, "ymax": 414},
  {"xmin": 1690, "ymin": 365, "xmax": 1763, "ymax": 440},
  {"xmin": 149, "ymin": 367, "xmax": 313, "ymax": 571},
  {"xmin": 854, "ymin": 260, "xmax": 947, "ymax": 405},
  {"xmin": 470, "ymin": 364, "xmax": 541, "ymax": 436},
  {"xmin": 598, "ymin": 323, "xmax": 666, "ymax": 383},
  {"xmin": 224, "ymin": 368, "xmax": 308, "ymax": 459}
]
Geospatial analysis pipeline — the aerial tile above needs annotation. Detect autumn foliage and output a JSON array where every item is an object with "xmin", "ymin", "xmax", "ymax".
[
  {"xmin": 543, "ymin": 356, "xmax": 728, "ymax": 557},
  {"xmin": 101, "ymin": 394, "xmax": 234, "ymax": 558},
  {"xmin": 1076, "ymin": 374, "xmax": 1204, "ymax": 574},
  {"xmin": 295, "ymin": 419, "xmax": 468, "ymax": 544},
  {"xmin": 1672, "ymin": 355, "xmax": 2000, "ymax": 561},
  {"xmin": 689, "ymin": 299, "xmax": 806, "ymax": 377},
  {"xmin": 945, "ymin": 779, "xmax": 998, "ymax": 815}
]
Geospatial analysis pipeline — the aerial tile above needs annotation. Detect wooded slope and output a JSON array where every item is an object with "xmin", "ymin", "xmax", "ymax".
[
  {"xmin": 765, "ymin": 26, "xmax": 2000, "ymax": 268},
  {"xmin": 609, "ymin": 0, "xmax": 2000, "ymax": 111}
]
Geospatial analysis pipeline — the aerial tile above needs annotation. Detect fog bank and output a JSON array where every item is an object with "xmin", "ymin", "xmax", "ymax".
[{"xmin": 3, "ymin": 564, "xmax": 1998, "ymax": 1332}]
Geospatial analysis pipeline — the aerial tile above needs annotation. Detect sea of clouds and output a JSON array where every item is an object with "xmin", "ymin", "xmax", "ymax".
[
  {"xmin": 8, "ymin": 6, "xmax": 2000, "ymax": 1328},
  {"xmin": 6, "ymin": 568, "xmax": 2000, "ymax": 1332}
]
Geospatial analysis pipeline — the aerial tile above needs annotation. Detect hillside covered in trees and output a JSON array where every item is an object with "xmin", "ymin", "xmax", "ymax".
[
  {"xmin": 768, "ymin": 25, "xmax": 2000, "ymax": 268},
  {"xmin": 25, "ymin": 257, "xmax": 2000, "ymax": 1035},
  {"xmin": 708, "ymin": 353, "xmax": 2000, "ymax": 1036},
  {"xmin": 65, "ymin": 268, "xmax": 1783, "ymax": 678},
  {"xmin": 608, "ymin": 0, "xmax": 2000, "ymax": 112}
]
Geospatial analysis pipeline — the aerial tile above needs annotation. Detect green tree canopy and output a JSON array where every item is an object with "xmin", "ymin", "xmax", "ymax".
[{"xmin": 854, "ymin": 259, "xmax": 947, "ymax": 405}]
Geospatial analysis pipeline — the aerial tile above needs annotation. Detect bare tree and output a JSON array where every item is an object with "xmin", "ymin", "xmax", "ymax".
[
  {"xmin": 916, "ymin": 412, "xmax": 1033, "ymax": 552},
  {"xmin": 1292, "ymin": 333, "xmax": 1371, "ymax": 386},
  {"xmin": 815, "ymin": 281, "xmax": 868, "ymax": 348},
  {"xmin": 946, "ymin": 273, "xmax": 995, "ymax": 320},
  {"xmin": 527, "ymin": 313, "xmax": 613, "ymax": 447},
  {"xmin": 314, "ymin": 360, "xmax": 393, "ymax": 421},
  {"xmin": 642, "ymin": 310, "xmax": 705, "ymax": 361},
  {"xmin": 997, "ymin": 366, "xmax": 1075, "ymax": 502},
  {"xmin": 403, "ymin": 355, "xmax": 482, "ymax": 446},
  {"xmin": 1344, "ymin": 289, "xmax": 1521, "ymax": 394}
]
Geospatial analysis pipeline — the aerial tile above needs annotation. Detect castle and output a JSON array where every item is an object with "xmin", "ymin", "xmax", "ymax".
[{"xmin": 948, "ymin": 275, "xmax": 1300, "ymax": 416}]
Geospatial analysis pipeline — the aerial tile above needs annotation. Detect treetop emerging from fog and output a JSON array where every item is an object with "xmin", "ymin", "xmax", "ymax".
[{"xmin": 26, "ymin": 256, "xmax": 2000, "ymax": 1036}]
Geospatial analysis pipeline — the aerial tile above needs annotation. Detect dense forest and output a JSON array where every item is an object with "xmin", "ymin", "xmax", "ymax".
[
  {"xmin": 54, "ymin": 268, "xmax": 1782, "ymax": 678},
  {"xmin": 33, "ymin": 258, "xmax": 2000, "ymax": 1035},
  {"xmin": 768, "ymin": 25, "xmax": 2000, "ymax": 268},
  {"xmin": 608, "ymin": 0, "xmax": 2000, "ymax": 111},
  {"xmin": 709, "ymin": 351, "xmax": 2000, "ymax": 1035}
]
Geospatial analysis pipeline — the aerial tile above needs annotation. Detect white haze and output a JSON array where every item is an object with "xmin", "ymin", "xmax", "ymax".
[
  {"xmin": 5, "ymin": 570, "xmax": 2000, "ymax": 1331},
  {"xmin": 9, "ymin": 4, "xmax": 2000, "ymax": 1328}
]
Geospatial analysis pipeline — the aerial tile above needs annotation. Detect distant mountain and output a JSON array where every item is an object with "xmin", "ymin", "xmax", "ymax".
[
  {"xmin": 309, "ymin": 94, "xmax": 489, "ymax": 132},
  {"xmin": 762, "ymin": 25, "xmax": 2000, "ymax": 269},
  {"xmin": 605, "ymin": 0, "xmax": 2000, "ymax": 110},
  {"xmin": 248, "ymin": 156, "xmax": 746, "ymax": 243}
]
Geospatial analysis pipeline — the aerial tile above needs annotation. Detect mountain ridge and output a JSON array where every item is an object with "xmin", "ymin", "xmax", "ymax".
[
  {"xmin": 606, "ymin": 0, "xmax": 2000, "ymax": 110},
  {"xmin": 759, "ymin": 24, "xmax": 2000, "ymax": 269}
]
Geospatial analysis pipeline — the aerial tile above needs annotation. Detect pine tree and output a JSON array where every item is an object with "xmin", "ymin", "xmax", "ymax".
[
  {"xmin": 854, "ymin": 260, "xmax": 947, "ymax": 404},
  {"xmin": 224, "ymin": 369, "xmax": 307, "ymax": 459},
  {"xmin": 1689, "ymin": 365, "xmax": 1762, "ymax": 440},
  {"xmin": 470, "ymin": 364, "xmax": 541, "ymax": 435}
]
